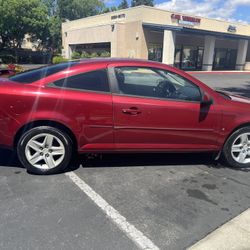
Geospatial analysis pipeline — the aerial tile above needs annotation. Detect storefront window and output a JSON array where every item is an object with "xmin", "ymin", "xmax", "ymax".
[
  {"xmin": 182, "ymin": 46, "xmax": 197, "ymax": 70},
  {"xmin": 197, "ymin": 48, "xmax": 204, "ymax": 69},
  {"xmin": 73, "ymin": 42, "xmax": 111, "ymax": 58},
  {"xmin": 174, "ymin": 46, "xmax": 204, "ymax": 71},
  {"xmin": 174, "ymin": 45, "xmax": 182, "ymax": 68},
  {"xmin": 213, "ymin": 48, "xmax": 237, "ymax": 70},
  {"xmin": 148, "ymin": 43, "xmax": 163, "ymax": 62}
]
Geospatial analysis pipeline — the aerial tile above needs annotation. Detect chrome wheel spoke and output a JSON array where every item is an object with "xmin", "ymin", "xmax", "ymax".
[
  {"xmin": 29, "ymin": 152, "xmax": 43, "ymax": 165},
  {"xmin": 237, "ymin": 152, "xmax": 247, "ymax": 163},
  {"xmin": 27, "ymin": 140, "xmax": 42, "ymax": 152},
  {"xmin": 51, "ymin": 146, "xmax": 64, "ymax": 156},
  {"xmin": 44, "ymin": 155, "xmax": 55, "ymax": 169},
  {"xmin": 44, "ymin": 134, "xmax": 54, "ymax": 148},
  {"xmin": 240, "ymin": 134, "xmax": 248, "ymax": 144},
  {"xmin": 232, "ymin": 144, "xmax": 242, "ymax": 153}
]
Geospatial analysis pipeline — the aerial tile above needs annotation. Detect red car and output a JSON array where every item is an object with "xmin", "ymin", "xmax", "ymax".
[
  {"xmin": 0, "ymin": 69, "xmax": 15, "ymax": 78},
  {"xmin": 1, "ymin": 58, "xmax": 250, "ymax": 174}
]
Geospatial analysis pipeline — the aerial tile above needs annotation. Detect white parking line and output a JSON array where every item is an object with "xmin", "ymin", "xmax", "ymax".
[{"xmin": 65, "ymin": 171, "xmax": 160, "ymax": 250}]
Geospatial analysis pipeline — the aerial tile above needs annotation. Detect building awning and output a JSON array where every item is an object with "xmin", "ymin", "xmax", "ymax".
[{"xmin": 142, "ymin": 23, "xmax": 250, "ymax": 40}]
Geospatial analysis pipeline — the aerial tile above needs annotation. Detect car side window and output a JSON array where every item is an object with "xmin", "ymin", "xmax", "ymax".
[
  {"xmin": 50, "ymin": 69, "xmax": 110, "ymax": 92},
  {"xmin": 115, "ymin": 67, "xmax": 201, "ymax": 102}
]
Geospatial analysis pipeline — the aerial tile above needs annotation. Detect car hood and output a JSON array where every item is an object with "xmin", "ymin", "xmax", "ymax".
[
  {"xmin": 218, "ymin": 90, "xmax": 250, "ymax": 104},
  {"xmin": 230, "ymin": 95, "xmax": 250, "ymax": 104}
]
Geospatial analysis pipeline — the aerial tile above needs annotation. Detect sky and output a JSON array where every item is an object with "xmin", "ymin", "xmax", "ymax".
[{"xmin": 104, "ymin": 0, "xmax": 250, "ymax": 24}]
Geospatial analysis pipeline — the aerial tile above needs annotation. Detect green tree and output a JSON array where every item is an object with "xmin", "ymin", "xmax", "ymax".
[
  {"xmin": 131, "ymin": 0, "xmax": 154, "ymax": 7},
  {"xmin": 101, "ymin": 6, "xmax": 117, "ymax": 13},
  {"xmin": 57, "ymin": 0, "xmax": 104, "ymax": 20},
  {"xmin": 118, "ymin": 0, "xmax": 129, "ymax": 9},
  {"xmin": 0, "ymin": 0, "xmax": 114, "ymax": 52},
  {"xmin": 0, "ymin": 0, "xmax": 48, "ymax": 49},
  {"xmin": 42, "ymin": 0, "xmax": 57, "ymax": 16},
  {"xmin": 40, "ymin": 15, "xmax": 62, "ymax": 52}
]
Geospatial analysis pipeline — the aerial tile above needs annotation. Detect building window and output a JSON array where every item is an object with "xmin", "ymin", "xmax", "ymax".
[
  {"xmin": 72, "ymin": 42, "xmax": 111, "ymax": 58},
  {"xmin": 174, "ymin": 46, "xmax": 204, "ymax": 71},
  {"xmin": 213, "ymin": 48, "xmax": 237, "ymax": 70},
  {"xmin": 148, "ymin": 43, "xmax": 163, "ymax": 62}
]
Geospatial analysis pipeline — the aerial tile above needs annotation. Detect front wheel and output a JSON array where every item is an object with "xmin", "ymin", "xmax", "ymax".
[
  {"xmin": 17, "ymin": 126, "xmax": 73, "ymax": 174},
  {"xmin": 223, "ymin": 127, "xmax": 250, "ymax": 168}
]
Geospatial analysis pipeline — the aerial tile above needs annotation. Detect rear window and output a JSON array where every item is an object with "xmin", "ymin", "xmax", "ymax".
[
  {"xmin": 10, "ymin": 62, "xmax": 79, "ymax": 83},
  {"xmin": 50, "ymin": 69, "xmax": 110, "ymax": 93}
]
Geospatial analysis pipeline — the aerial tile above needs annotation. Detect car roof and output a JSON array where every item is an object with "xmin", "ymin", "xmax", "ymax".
[{"xmin": 74, "ymin": 58, "xmax": 168, "ymax": 67}]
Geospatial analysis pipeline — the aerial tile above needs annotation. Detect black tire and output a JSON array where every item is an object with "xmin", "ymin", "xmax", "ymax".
[
  {"xmin": 17, "ymin": 126, "xmax": 73, "ymax": 175},
  {"xmin": 223, "ymin": 126, "xmax": 250, "ymax": 168}
]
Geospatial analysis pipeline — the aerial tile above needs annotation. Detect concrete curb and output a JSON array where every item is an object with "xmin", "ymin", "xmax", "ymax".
[{"xmin": 187, "ymin": 208, "xmax": 250, "ymax": 250}]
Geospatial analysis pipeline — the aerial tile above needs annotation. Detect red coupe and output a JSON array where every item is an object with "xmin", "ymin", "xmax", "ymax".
[{"xmin": 1, "ymin": 58, "xmax": 250, "ymax": 174}]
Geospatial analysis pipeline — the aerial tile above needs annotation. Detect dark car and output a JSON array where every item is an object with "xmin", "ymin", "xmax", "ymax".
[{"xmin": 0, "ymin": 58, "xmax": 249, "ymax": 174}]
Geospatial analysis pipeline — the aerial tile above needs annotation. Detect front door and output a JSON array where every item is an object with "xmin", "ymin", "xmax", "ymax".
[{"xmin": 112, "ymin": 66, "xmax": 221, "ymax": 151}]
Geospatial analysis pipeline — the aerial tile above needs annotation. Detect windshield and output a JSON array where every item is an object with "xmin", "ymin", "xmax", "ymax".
[{"xmin": 9, "ymin": 62, "xmax": 79, "ymax": 83}]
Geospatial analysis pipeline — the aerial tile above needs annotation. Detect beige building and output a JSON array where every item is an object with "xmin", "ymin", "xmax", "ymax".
[{"xmin": 62, "ymin": 5, "xmax": 250, "ymax": 71}]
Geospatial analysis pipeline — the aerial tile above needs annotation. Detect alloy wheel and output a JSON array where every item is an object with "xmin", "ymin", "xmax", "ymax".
[
  {"xmin": 25, "ymin": 133, "xmax": 65, "ymax": 170},
  {"xmin": 231, "ymin": 133, "xmax": 250, "ymax": 164}
]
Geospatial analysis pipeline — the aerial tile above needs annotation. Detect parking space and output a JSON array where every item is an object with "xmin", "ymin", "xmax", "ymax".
[
  {"xmin": 0, "ymin": 155, "xmax": 137, "ymax": 250},
  {"xmin": 74, "ymin": 153, "xmax": 250, "ymax": 250},
  {"xmin": 0, "ymin": 73, "xmax": 250, "ymax": 250}
]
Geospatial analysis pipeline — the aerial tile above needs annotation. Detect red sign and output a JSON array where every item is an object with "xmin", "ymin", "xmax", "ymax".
[{"xmin": 171, "ymin": 14, "xmax": 201, "ymax": 24}]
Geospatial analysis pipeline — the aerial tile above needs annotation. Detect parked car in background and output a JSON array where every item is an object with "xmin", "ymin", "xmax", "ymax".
[
  {"xmin": 0, "ymin": 69, "xmax": 15, "ymax": 78},
  {"xmin": 0, "ymin": 58, "xmax": 250, "ymax": 174},
  {"xmin": 0, "ymin": 54, "xmax": 23, "ymax": 77}
]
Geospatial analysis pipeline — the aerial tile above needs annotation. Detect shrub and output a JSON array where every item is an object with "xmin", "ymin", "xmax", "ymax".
[
  {"xmin": 81, "ymin": 51, "xmax": 90, "ymax": 58},
  {"xmin": 52, "ymin": 56, "xmax": 68, "ymax": 64},
  {"xmin": 89, "ymin": 52, "xmax": 98, "ymax": 58},
  {"xmin": 71, "ymin": 51, "xmax": 81, "ymax": 60},
  {"xmin": 100, "ymin": 51, "xmax": 111, "ymax": 57}
]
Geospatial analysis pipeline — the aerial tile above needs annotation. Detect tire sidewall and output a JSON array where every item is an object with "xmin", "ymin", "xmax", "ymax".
[
  {"xmin": 223, "ymin": 127, "xmax": 250, "ymax": 168},
  {"xmin": 17, "ymin": 126, "xmax": 72, "ymax": 175}
]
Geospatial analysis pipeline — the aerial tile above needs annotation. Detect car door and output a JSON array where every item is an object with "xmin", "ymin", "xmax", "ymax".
[
  {"xmin": 110, "ymin": 65, "xmax": 221, "ymax": 151},
  {"xmin": 43, "ymin": 66, "xmax": 114, "ymax": 151}
]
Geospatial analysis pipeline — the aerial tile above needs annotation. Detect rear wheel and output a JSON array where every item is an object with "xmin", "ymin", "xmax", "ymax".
[
  {"xmin": 17, "ymin": 126, "xmax": 73, "ymax": 174},
  {"xmin": 223, "ymin": 127, "xmax": 250, "ymax": 168}
]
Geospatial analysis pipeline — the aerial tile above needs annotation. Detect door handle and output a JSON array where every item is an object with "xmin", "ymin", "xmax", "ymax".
[{"xmin": 122, "ymin": 107, "xmax": 141, "ymax": 115}]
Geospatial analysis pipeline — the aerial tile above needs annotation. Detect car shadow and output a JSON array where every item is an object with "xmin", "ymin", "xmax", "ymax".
[
  {"xmin": 0, "ymin": 149, "xmax": 248, "ymax": 173},
  {"xmin": 217, "ymin": 81, "xmax": 250, "ymax": 98},
  {"xmin": 0, "ymin": 149, "xmax": 21, "ymax": 167},
  {"xmin": 76, "ymin": 152, "xmax": 250, "ymax": 172}
]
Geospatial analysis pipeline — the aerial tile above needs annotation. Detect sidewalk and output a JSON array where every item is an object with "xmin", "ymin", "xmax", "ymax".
[{"xmin": 188, "ymin": 208, "xmax": 250, "ymax": 250}]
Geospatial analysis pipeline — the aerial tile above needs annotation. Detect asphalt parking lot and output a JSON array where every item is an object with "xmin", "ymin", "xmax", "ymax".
[{"xmin": 1, "ymin": 73, "xmax": 250, "ymax": 250}]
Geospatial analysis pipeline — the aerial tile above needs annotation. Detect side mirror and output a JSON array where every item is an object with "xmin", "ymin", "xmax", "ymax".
[{"xmin": 201, "ymin": 91, "xmax": 213, "ymax": 105}]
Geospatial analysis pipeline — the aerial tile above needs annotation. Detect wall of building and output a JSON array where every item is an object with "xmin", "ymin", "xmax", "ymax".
[
  {"xmin": 215, "ymin": 38, "xmax": 238, "ymax": 49},
  {"xmin": 175, "ymin": 34, "xmax": 204, "ymax": 47},
  {"xmin": 62, "ymin": 6, "xmax": 250, "ymax": 70},
  {"xmin": 140, "ymin": 7, "xmax": 250, "ymax": 37},
  {"xmin": 123, "ymin": 21, "xmax": 145, "ymax": 58},
  {"xmin": 63, "ymin": 25, "xmax": 112, "ymax": 58}
]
